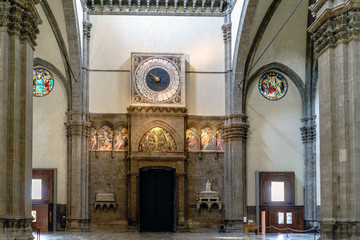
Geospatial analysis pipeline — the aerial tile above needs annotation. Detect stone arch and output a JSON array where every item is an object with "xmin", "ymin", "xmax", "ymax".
[
  {"xmin": 132, "ymin": 120, "xmax": 182, "ymax": 153},
  {"xmin": 244, "ymin": 62, "xmax": 306, "ymax": 116}
]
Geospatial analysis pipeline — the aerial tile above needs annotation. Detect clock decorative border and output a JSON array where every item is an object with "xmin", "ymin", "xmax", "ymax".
[{"xmin": 130, "ymin": 53, "xmax": 185, "ymax": 108}]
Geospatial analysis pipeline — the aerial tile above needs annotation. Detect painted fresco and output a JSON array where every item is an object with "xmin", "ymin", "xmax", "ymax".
[
  {"xmin": 186, "ymin": 127, "xmax": 199, "ymax": 151},
  {"xmin": 89, "ymin": 127, "xmax": 97, "ymax": 150},
  {"xmin": 216, "ymin": 128, "xmax": 224, "ymax": 151},
  {"xmin": 258, "ymin": 72, "xmax": 287, "ymax": 100},
  {"xmin": 139, "ymin": 127, "xmax": 176, "ymax": 153},
  {"xmin": 98, "ymin": 125, "xmax": 113, "ymax": 150},
  {"xmin": 33, "ymin": 69, "xmax": 54, "ymax": 97},
  {"xmin": 114, "ymin": 127, "xmax": 129, "ymax": 151},
  {"xmin": 200, "ymin": 127, "xmax": 216, "ymax": 150}
]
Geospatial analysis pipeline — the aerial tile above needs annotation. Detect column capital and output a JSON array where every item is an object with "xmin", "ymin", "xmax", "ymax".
[
  {"xmin": 308, "ymin": 1, "xmax": 360, "ymax": 57},
  {"xmin": 65, "ymin": 111, "xmax": 91, "ymax": 137},
  {"xmin": 83, "ymin": 20, "xmax": 92, "ymax": 40},
  {"xmin": 0, "ymin": 1, "xmax": 42, "ymax": 49},
  {"xmin": 222, "ymin": 22, "xmax": 232, "ymax": 42},
  {"xmin": 300, "ymin": 125, "xmax": 316, "ymax": 143},
  {"xmin": 223, "ymin": 122, "xmax": 249, "ymax": 142}
]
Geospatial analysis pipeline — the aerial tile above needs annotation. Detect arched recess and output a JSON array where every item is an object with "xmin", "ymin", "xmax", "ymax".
[
  {"xmin": 244, "ymin": 62, "xmax": 306, "ymax": 116},
  {"xmin": 132, "ymin": 120, "xmax": 182, "ymax": 153},
  {"xmin": 34, "ymin": 57, "xmax": 71, "ymax": 109}
]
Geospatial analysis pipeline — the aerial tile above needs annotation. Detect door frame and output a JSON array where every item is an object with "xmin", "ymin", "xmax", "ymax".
[
  {"xmin": 32, "ymin": 168, "xmax": 57, "ymax": 232},
  {"xmin": 139, "ymin": 166, "xmax": 176, "ymax": 232}
]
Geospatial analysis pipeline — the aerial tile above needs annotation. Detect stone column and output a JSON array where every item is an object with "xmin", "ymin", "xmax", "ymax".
[
  {"xmin": 223, "ymin": 115, "xmax": 249, "ymax": 226},
  {"xmin": 65, "ymin": 111, "xmax": 91, "ymax": 231},
  {"xmin": 309, "ymin": 1, "xmax": 360, "ymax": 238},
  {"xmin": 223, "ymin": 9, "xmax": 250, "ymax": 228},
  {"xmin": 0, "ymin": 1, "xmax": 41, "ymax": 239},
  {"xmin": 300, "ymin": 116, "xmax": 317, "ymax": 228}
]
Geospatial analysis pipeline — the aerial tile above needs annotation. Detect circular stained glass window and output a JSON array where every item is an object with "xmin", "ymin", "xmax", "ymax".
[
  {"xmin": 258, "ymin": 72, "xmax": 288, "ymax": 100},
  {"xmin": 33, "ymin": 69, "xmax": 54, "ymax": 97}
]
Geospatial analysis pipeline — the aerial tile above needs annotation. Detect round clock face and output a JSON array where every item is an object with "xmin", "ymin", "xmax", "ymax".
[{"xmin": 135, "ymin": 57, "xmax": 181, "ymax": 103}]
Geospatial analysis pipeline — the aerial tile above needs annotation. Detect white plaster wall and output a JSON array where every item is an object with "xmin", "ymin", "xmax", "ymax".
[
  {"xmin": 89, "ymin": 15, "xmax": 225, "ymax": 115},
  {"xmin": 315, "ymin": 83, "xmax": 320, "ymax": 206},
  {"xmin": 250, "ymin": 0, "xmax": 308, "ymax": 83},
  {"xmin": 33, "ymin": 72, "xmax": 68, "ymax": 204},
  {"xmin": 35, "ymin": 3, "xmax": 67, "ymax": 77},
  {"xmin": 231, "ymin": 0, "xmax": 245, "ymax": 61},
  {"xmin": 246, "ymin": 77, "xmax": 304, "ymax": 206}
]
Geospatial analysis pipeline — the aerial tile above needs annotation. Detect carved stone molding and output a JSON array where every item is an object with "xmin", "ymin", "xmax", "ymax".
[
  {"xmin": 222, "ymin": 22, "xmax": 232, "ymax": 42},
  {"xmin": 128, "ymin": 106, "xmax": 187, "ymax": 114},
  {"xmin": 83, "ymin": 20, "xmax": 92, "ymax": 39},
  {"xmin": 300, "ymin": 125, "xmax": 316, "ymax": 143},
  {"xmin": 0, "ymin": 1, "xmax": 41, "ymax": 49},
  {"xmin": 66, "ymin": 111, "xmax": 92, "ymax": 137},
  {"xmin": 223, "ymin": 123, "xmax": 249, "ymax": 142},
  {"xmin": 66, "ymin": 120, "xmax": 92, "ymax": 137},
  {"xmin": 309, "ymin": 3, "xmax": 360, "ymax": 57}
]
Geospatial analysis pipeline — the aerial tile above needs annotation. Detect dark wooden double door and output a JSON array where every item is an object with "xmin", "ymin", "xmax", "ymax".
[{"xmin": 140, "ymin": 168, "xmax": 174, "ymax": 232}]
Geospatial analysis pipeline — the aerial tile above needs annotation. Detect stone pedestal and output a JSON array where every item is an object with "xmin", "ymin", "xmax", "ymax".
[
  {"xmin": 0, "ymin": 1, "xmax": 41, "ymax": 239},
  {"xmin": 309, "ymin": 1, "xmax": 360, "ymax": 238}
]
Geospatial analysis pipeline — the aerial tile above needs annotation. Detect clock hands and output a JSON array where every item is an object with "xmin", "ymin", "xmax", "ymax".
[{"xmin": 149, "ymin": 72, "xmax": 161, "ymax": 82}]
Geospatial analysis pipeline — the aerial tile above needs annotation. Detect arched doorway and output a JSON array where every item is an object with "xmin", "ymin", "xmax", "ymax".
[{"xmin": 140, "ymin": 167, "xmax": 175, "ymax": 232}]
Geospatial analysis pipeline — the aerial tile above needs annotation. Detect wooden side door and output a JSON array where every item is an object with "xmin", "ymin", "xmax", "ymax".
[{"xmin": 32, "ymin": 169, "xmax": 54, "ymax": 232}]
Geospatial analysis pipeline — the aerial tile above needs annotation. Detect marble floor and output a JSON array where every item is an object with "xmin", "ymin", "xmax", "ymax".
[{"xmin": 33, "ymin": 232, "xmax": 320, "ymax": 240}]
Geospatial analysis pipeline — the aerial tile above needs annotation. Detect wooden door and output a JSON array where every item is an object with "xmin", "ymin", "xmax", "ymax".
[
  {"xmin": 32, "ymin": 169, "xmax": 54, "ymax": 232},
  {"xmin": 140, "ymin": 168, "xmax": 174, "ymax": 232}
]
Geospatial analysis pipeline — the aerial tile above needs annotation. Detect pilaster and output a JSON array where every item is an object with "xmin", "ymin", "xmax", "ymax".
[
  {"xmin": 0, "ymin": 1, "xmax": 41, "ymax": 239},
  {"xmin": 309, "ymin": 1, "xmax": 360, "ymax": 238},
  {"xmin": 223, "ymin": 114, "xmax": 249, "ymax": 227},
  {"xmin": 65, "ymin": 111, "xmax": 91, "ymax": 232},
  {"xmin": 300, "ymin": 116, "xmax": 318, "ymax": 228}
]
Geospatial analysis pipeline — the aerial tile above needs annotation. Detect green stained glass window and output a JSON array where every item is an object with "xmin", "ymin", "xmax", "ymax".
[{"xmin": 33, "ymin": 69, "xmax": 54, "ymax": 97}]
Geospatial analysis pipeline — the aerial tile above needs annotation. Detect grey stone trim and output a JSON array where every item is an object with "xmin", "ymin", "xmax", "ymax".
[
  {"xmin": 33, "ymin": 57, "xmax": 71, "ymax": 109},
  {"xmin": 63, "ymin": 0, "xmax": 83, "ymax": 110},
  {"xmin": 243, "ymin": 0, "xmax": 283, "ymax": 80},
  {"xmin": 90, "ymin": 10, "xmax": 224, "ymax": 16},
  {"xmin": 87, "ymin": 0, "xmax": 229, "ymax": 15},
  {"xmin": 244, "ymin": 62, "xmax": 306, "ymax": 114},
  {"xmin": 231, "ymin": 0, "xmax": 258, "ymax": 114}
]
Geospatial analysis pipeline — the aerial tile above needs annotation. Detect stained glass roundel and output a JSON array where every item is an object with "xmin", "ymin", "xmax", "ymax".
[
  {"xmin": 33, "ymin": 69, "xmax": 54, "ymax": 97},
  {"xmin": 258, "ymin": 72, "xmax": 288, "ymax": 100}
]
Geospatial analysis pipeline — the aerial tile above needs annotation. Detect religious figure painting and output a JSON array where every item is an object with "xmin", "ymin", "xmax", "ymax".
[
  {"xmin": 114, "ymin": 127, "xmax": 129, "ymax": 151},
  {"xmin": 200, "ymin": 127, "xmax": 216, "ymax": 151},
  {"xmin": 33, "ymin": 69, "xmax": 54, "ymax": 97},
  {"xmin": 216, "ymin": 128, "xmax": 224, "ymax": 151},
  {"xmin": 258, "ymin": 72, "xmax": 287, "ymax": 100},
  {"xmin": 98, "ymin": 125, "xmax": 113, "ymax": 150},
  {"xmin": 139, "ymin": 127, "xmax": 176, "ymax": 153},
  {"xmin": 89, "ymin": 127, "xmax": 97, "ymax": 150},
  {"xmin": 186, "ymin": 127, "xmax": 199, "ymax": 151}
]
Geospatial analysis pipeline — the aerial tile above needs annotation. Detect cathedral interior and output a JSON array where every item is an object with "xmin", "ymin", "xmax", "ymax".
[{"xmin": 1, "ymin": 0, "xmax": 359, "ymax": 239}]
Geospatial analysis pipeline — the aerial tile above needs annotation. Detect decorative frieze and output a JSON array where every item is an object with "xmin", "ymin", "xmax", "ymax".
[
  {"xmin": 128, "ymin": 106, "xmax": 187, "ymax": 113},
  {"xmin": 0, "ymin": 1, "xmax": 41, "ymax": 49},
  {"xmin": 309, "ymin": 7, "xmax": 360, "ymax": 57}
]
